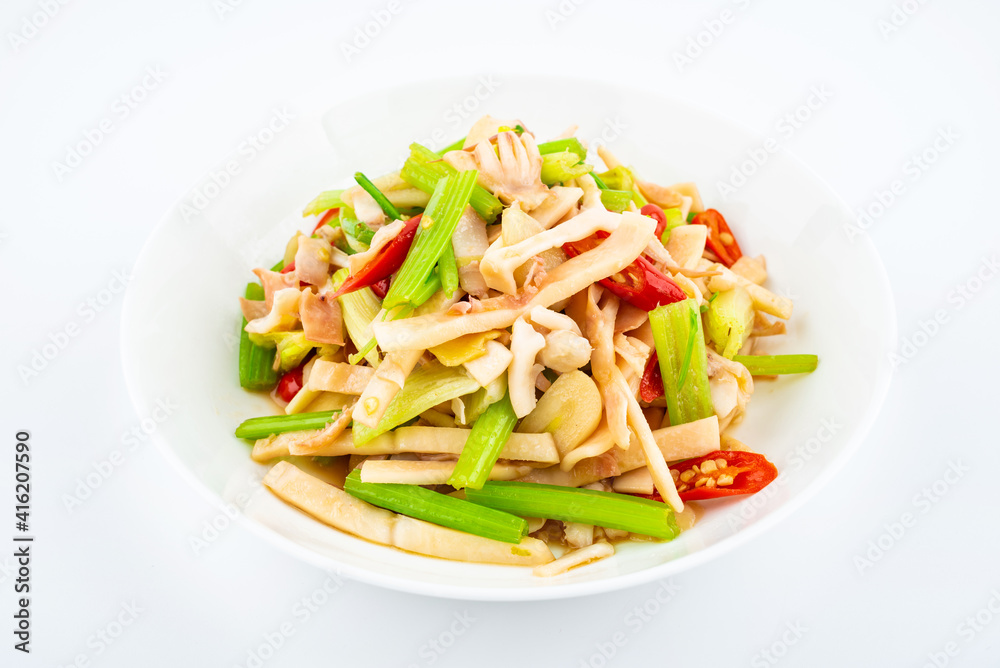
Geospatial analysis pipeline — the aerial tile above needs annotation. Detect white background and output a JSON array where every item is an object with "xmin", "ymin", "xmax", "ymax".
[{"xmin": 2, "ymin": 1, "xmax": 999, "ymax": 666}]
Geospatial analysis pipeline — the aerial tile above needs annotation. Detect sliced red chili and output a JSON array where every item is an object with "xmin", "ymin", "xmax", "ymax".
[
  {"xmin": 640, "ymin": 203, "xmax": 667, "ymax": 239},
  {"xmin": 279, "ymin": 261, "xmax": 296, "ymax": 274},
  {"xmin": 691, "ymin": 209, "xmax": 743, "ymax": 267},
  {"xmin": 639, "ymin": 351, "xmax": 663, "ymax": 403},
  {"xmin": 638, "ymin": 451, "xmax": 778, "ymax": 502},
  {"xmin": 370, "ymin": 277, "xmax": 391, "ymax": 300},
  {"xmin": 563, "ymin": 232, "xmax": 687, "ymax": 311},
  {"xmin": 311, "ymin": 208, "xmax": 339, "ymax": 234},
  {"xmin": 275, "ymin": 366, "xmax": 304, "ymax": 403},
  {"xmin": 331, "ymin": 214, "xmax": 422, "ymax": 299}
]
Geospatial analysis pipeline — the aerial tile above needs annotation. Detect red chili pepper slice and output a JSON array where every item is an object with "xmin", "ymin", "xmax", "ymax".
[
  {"xmin": 311, "ymin": 208, "xmax": 339, "ymax": 234},
  {"xmin": 370, "ymin": 277, "xmax": 391, "ymax": 300},
  {"xmin": 691, "ymin": 209, "xmax": 743, "ymax": 267},
  {"xmin": 637, "ymin": 451, "xmax": 777, "ymax": 502},
  {"xmin": 639, "ymin": 351, "xmax": 663, "ymax": 403},
  {"xmin": 279, "ymin": 261, "xmax": 296, "ymax": 274},
  {"xmin": 275, "ymin": 366, "xmax": 304, "ymax": 403},
  {"xmin": 331, "ymin": 214, "xmax": 422, "ymax": 300},
  {"xmin": 563, "ymin": 232, "xmax": 688, "ymax": 311},
  {"xmin": 640, "ymin": 203, "xmax": 667, "ymax": 239}
]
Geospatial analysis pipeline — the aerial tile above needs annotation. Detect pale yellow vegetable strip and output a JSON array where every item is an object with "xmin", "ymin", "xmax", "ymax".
[
  {"xmin": 253, "ymin": 427, "xmax": 559, "ymax": 464},
  {"xmin": 611, "ymin": 468, "xmax": 655, "ymax": 495},
  {"xmin": 533, "ymin": 542, "xmax": 615, "ymax": 577},
  {"xmin": 263, "ymin": 460, "xmax": 395, "ymax": 544},
  {"xmin": 392, "ymin": 515, "xmax": 553, "ymax": 566},
  {"xmin": 625, "ymin": 387, "xmax": 683, "ymax": 512},
  {"xmin": 359, "ymin": 460, "xmax": 531, "ymax": 485},
  {"xmin": 666, "ymin": 224, "xmax": 708, "ymax": 269},
  {"xmin": 264, "ymin": 462, "xmax": 553, "ymax": 566},
  {"xmin": 707, "ymin": 264, "xmax": 792, "ymax": 319}
]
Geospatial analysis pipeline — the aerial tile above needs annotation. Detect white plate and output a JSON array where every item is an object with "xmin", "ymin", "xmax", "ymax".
[{"xmin": 121, "ymin": 76, "xmax": 895, "ymax": 600}]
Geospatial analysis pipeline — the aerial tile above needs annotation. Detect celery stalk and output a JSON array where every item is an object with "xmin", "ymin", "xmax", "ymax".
[
  {"xmin": 437, "ymin": 243, "xmax": 459, "ymax": 297},
  {"xmin": 343, "ymin": 470, "xmax": 527, "ymax": 543},
  {"xmin": 463, "ymin": 375, "xmax": 508, "ymax": 424},
  {"xmin": 465, "ymin": 482, "xmax": 680, "ymax": 540},
  {"xmin": 235, "ymin": 410, "xmax": 339, "ymax": 440},
  {"xmin": 649, "ymin": 299, "xmax": 714, "ymax": 425},
  {"xmin": 353, "ymin": 362, "xmax": 480, "ymax": 445},
  {"xmin": 733, "ymin": 354, "xmax": 819, "ymax": 375},
  {"xmin": 400, "ymin": 143, "xmax": 502, "ymax": 222},
  {"xmin": 382, "ymin": 171, "xmax": 476, "ymax": 310},
  {"xmin": 537, "ymin": 138, "xmax": 587, "ymax": 161},
  {"xmin": 600, "ymin": 189, "xmax": 633, "ymax": 213},
  {"xmin": 590, "ymin": 172, "xmax": 609, "ymax": 190},
  {"xmin": 595, "ymin": 166, "xmax": 647, "ymax": 207},
  {"xmin": 354, "ymin": 172, "xmax": 401, "ymax": 220},
  {"xmin": 659, "ymin": 208, "xmax": 685, "ymax": 244},
  {"xmin": 448, "ymin": 393, "xmax": 517, "ymax": 490},
  {"xmin": 540, "ymin": 151, "xmax": 592, "ymax": 185},
  {"xmin": 340, "ymin": 207, "xmax": 375, "ymax": 246},
  {"xmin": 238, "ymin": 283, "xmax": 279, "ymax": 390},
  {"xmin": 303, "ymin": 189, "xmax": 344, "ymax": 217},
  {"xmin": 332, "ymin": 268, "xmax": 381, "ymax": 367},
  {"xmin": 705, "ymin": 288, "xmax": 754, "ymax": 359}
]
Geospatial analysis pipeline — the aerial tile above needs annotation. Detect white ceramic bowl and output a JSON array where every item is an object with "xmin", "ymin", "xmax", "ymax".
[{"xmin": 121, "ymin": 76, "xmax": 895, "ymax": 600}]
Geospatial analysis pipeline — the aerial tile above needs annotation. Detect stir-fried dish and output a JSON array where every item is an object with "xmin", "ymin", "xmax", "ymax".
[{"xmin": 234, "ymin": 116, "xmax": 818, "ymax": 576}]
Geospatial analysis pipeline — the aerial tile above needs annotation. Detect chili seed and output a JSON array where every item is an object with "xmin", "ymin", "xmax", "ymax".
[
  {"xmin": 694, "ymin": 478, "xmax": 708, "ymax": 488},
  {"xmin": 715, "ymin": 458, "xmax": 727, "ymax": 469},
  {"xmin": 705, "ymin": 478, "xmax": 716, "ymax": 488},
  {"xmin": 680, "ymin": 470, "xmax": 695, "ymax": 483},
  {"xmin": 717, "ymin": 474, "xmax": 734, "ymax": 486},
  {"xmin": 700, "ymin": 460, "xmax": 717, "ymax": 473}
]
